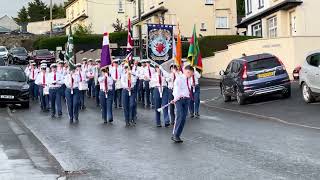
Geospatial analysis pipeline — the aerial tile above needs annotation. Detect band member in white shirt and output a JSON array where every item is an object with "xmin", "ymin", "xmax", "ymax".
[
  {"xmin": 25, "ymin": 62, "xmax": 39, "ymax": 100},
  {"xmin": 143, "ymin": 60, "xmax": 155, "ymax": 108},
  {"xmin": 121, "ymin": 65, "xmax": 137, "ymax": 127},
  {"xmin": 57, "ymin": 60, "xmax": 66, "ymax": 100},
  {"xmin": 167, "ymin": 64, "xmax": 179, "ymax": 125},
  {"xmin": 35, "ymin": 64, "xmax": 49, "ymax": 112},
  {"xmin": 81, "ymin": 58, "xmax": 88, "ymax": 71},
  {"xmin": 86, "ymin": 59, "xmax": 95, "ymax": 98},
  {"xmin": 138, "ymin": 60, "xmax": 146, "ymax": 105},
  {"xmin": 48, "ymin": 63, "xmax": 64, "ymax": 118},
  {"xmin": 109, "ymin": 59, "xmax": 123, "ymax": 108},
  {"xmin": 64, "ymin": 69, "xmax": 80, "ymax": 124},
  {"xmin": 98, "ymin": 66, "xmax": 114, "ymax": 124},
  {"xmin": 189, "ymin": 68, "xmax": 201, "ymax": 118},
  {"xmin": 151, "ymin": 65, "xmax": 170, "ymax": 127},
  {"xmin": 171, "ymin": 65, "xmax": 194, "ymax": 143},
  {"xmin": 76, "ymin": 63, "xmax": 88, "ymax": 110},
  {"xmin": 94, "ymin": 59, "xmax": 101, "ymax": 106}
]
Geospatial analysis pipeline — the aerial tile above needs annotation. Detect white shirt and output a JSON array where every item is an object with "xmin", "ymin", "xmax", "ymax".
[
  {"xmin": 35, "ymin": 71, "xmax": 48, "ymax": 87},
  {"xmin": 150, "ymin": 72, "xmax": 167, "ymax": 88},
  {"xmin": 173, "ymin": 74, "xmax": 192, "ymax": 100},
  {"xmin": 121, "ymin": 72, "xmax": 137, "ymax": 89},
  {"xmin": 189, "ymin": 70, "xmax": 201, "ymax": 86},
  {"xmin": 98, "ymin": 74, "xmax": 114, "ymax": 92},
  {"xmin": 47, "ymin": 71, "xmax": 64, "ymax": 88},
  {"xmin": 26, "ymin": 68, "xmax": 39, "ymax": 81},
  {"xmin": 64, "ymin": 73, "xmax": 80, "ymax": 89},
  {"xmin": 167, "ymin": 72, "xmax": 180, "ymax": 89},
  {"xmin": 109, "ymin": 65, "xmax": 123, "ymax": 81},
  {"xmin": 137, "ymin": 66, "xmax": 145, "ymax": 80},
  {"xmin": 81, "ymin": 63, "xmax": 88, "ymax": 71},
  {"xmin": 93, "ymin": 65, "xmax": 100, "ymax": 85},
  {"xmin": 86, "ymin": 65, "xmax": 95, "ymax": 79},
  {"xmin": 142, "ymin": 65, "xmax": 155, "ymax": 81},
  {"xmin": 77, "ymin": 69, "xmax": 87, "ymax": 83}
]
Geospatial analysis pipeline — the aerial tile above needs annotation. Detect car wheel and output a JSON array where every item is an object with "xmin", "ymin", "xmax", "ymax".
[
  {"xmin": 282, "ymin": 87, "xmax": 291, "ymax": 99},
  {"xmin": 302, "ymin": 83, "xmax": 315, "ymax": 103},
  {"xmin": 21, "ymin": 102, "xmax": 29, "ymax": 109},
  {"xmin": 221, "ymin": 85, "xmax": 231, "ymax": 102},
  {"xmin": 236, "ymin": 88, "xmax": 246, "ymax": 105}
]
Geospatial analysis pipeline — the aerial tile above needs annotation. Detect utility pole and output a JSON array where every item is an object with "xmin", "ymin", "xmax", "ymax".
[
  {"xmin": 50, "ymin": 0, "xmax": 53, "ymax": 37},
  {"xmin": 137, "ymin": 0, "xmax": 143, "ymax": 59}
]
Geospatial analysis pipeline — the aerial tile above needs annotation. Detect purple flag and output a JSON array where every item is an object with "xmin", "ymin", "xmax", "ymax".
[{"xmin": 100, "ymin": 32, "xmax": 112, "ymax": 68}]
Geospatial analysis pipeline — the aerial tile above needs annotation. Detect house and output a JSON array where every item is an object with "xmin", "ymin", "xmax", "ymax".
[
  {"xmin": 202, "ymin": 0, "xmax": 320, "ymax": 79},
  {"xmin": 130, "ymin": 0, "xmax": 238, "ymax": 38},
  {"xmin": 0, "ymin": 15, "xmax": 19, "ymax": 32},
  {"xmin": 27, "ymin": 18, "xmax": 67, "ymax": 35},
  {"xmin": 64, "ymin": 0, "xmax": 130, "ymax": 34}
]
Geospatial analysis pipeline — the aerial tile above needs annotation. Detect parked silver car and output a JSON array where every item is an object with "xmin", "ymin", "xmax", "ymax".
[{"xmin": 299, "ymin": 50, "xmax": 320, "ymax": 103}]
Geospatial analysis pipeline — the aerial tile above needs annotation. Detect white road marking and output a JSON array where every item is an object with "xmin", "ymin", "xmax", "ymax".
[
  {"xmin": 200, "ymin": 96, "xmax": 221, "ymax": 104},
  {"xmin": 198, "ymin": 115, "xmax": 222, "ymax": 121},
  {"xmin": 201, "ymin": 87, "xmax": 220, "ymax": 91}
]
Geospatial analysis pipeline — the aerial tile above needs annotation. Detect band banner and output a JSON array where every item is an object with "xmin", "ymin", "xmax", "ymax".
[{"xmin": 147, "ymin": 24, "xmax": 173, "ymax": 64}]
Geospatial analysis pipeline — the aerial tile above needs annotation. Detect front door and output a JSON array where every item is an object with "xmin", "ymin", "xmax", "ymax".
[{"xmin": 290, "ymin": 11, "xmax": 297, "ymax": 36}]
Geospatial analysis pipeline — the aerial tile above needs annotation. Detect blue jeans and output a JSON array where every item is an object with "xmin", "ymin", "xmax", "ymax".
[
  {"xmin": 144, "ymin": 80, "xmax": 151, "ymax": 106},
  {"xmin": 38, "ymin": 86, "xmax": 49, "ymax": 111},
  {"xmin": 113, "ymin": 82, "xmax": 122, "ymax": 107},
  {"xmin": 138, "ymin": 79, "xmax": 145, "ymax": 104},
  {"xmin": 153, "ymin": 87, "xmax": 169, "ymax": 126},
  {"xmin": 189, "ymin": 85, "xmax": 200, "ymax": 114},
  {"xmin": 87, "ymin": 79, "xmax": 94, "ymax": 97},
  {"xmin": 29, "ymin": 81, "xmax": 38, "ymax": 100},
  {"xmin": 122, "ymin": 88, "xmax": 136, "ymax": 123},
  {"xmin": 49, "ymin": 88, "xmax": 62, "ymax": 116},
  {"xmin": 60, "ymin": 84, "xmax": 66, "ymax": 100},
  {"xmin": 99, "ymin": 90, "xmax": 114, "ymax": 122},
  {"xmin": 65, "ymin": 88, "xmax": 80, "ymax": 121},
  {"xmin": 173, "ymin": 98, "xmax": 190, "ymax": 138},
  {"xmin": 168, "ymin": 88, "xmax": 175, "ymax": 123},
  {"xmin": 95, "ymin": 85, "xmax": 100, "ymax": 106},
  {"xmin": 79, "ymin": 90, "xmax": 85, "ymax": 108}
]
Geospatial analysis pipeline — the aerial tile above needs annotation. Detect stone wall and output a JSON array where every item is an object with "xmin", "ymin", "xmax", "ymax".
[{"xmin": 0, "ymin": 34, "xmax": 37, "ymax": 50}]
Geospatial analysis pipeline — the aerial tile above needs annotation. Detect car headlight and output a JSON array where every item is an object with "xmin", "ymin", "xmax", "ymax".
[{"xmin": 22, "ymin": 84, "xmax": 30, "ymax": 90}]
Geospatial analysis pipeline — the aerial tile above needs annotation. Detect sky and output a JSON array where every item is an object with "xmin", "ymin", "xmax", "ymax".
[{"xmin": 0, "ymin": 0, "xmax": 65, "ymax": 18}]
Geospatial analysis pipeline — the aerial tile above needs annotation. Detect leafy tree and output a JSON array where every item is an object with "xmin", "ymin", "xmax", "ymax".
[
  {"xmin": 27, "ymin": 0, "xmax": 50, "ymax": 22},
  {"xmin": 73, "ymin": 24, "xmax": 93, "ymax": 36},
  {"xmin": 237, "ymin": 0, "xmax": 245, "ymax": 17},
  {"xmin": 112, "ymin": 18, "xmax": 125, "ymax": 32},
  {"xmin": 52, "ymin": 4, "xmax": 66, "ymax": 19},
  {"xmin": 15, "ymin": 6, "xmax": 29, "ymax": 23}
]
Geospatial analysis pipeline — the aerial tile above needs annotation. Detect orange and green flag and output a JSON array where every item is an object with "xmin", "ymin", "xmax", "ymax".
[
  {"xmin": 187, "ymin": 25, "xmax": 203, "ymax": 72},
  {"xmin": 175, "ymin": 24, "xmax": 183, "ymax": 70}
]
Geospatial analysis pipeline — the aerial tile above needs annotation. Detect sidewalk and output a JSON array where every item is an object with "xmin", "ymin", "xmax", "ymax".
[{"xmin": 0, "ymin": 109, "xmax": 61, "ymax": 180}]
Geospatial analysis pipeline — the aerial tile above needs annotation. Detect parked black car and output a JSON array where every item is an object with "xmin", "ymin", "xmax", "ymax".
[
  {"xmin": 0, "ymin": 66, "xmax": 29, "ymax": 108},
  {"xmin": 0, "ymin": 57, "xmax": 5, "ymax": 66},
  {"xmin": 8, "ymin": 47, "xmax": 29, "ymax": 65},
  {"xmin": 220, "ymin": 53, "xmax": 291, "ymax": 105}
]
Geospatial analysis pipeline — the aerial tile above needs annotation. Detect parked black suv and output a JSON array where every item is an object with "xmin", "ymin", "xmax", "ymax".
[
  {"xmin": 8, "ymin": 47, "xmax": 29, "ymax": 65},
  {"xmin": 220, "ymin": 53, "xmax": 291, "ymax": 105}
]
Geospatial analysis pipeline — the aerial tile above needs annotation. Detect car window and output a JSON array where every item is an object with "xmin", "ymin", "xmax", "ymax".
[
  {"xmin": 0, "ymin": 47, "xmax": 6, "ymax": 52},
  {"xmin": 307, "ymin": 54, "xmax": 320, "ymax": 67},
  {"xmin": 225, "ymin": 62, "xmax": 232, "ymax": 74},
  {"xmin": 231, "ymin": 62, "xmax": 240, "ymax": 73},
  {"xmin": 36, "ymin": 50, "xmax": 51, "ymax": 56},
  {"xmin": 0, "ymin": 69, "xmax": 26, "ymax": 82},
  {"xmin": 247, "ymin": 57, "xmax": 281, "ymax": 71}
]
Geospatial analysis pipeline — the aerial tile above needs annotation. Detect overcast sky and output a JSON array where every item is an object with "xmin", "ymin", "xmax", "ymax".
[{"xmin": 0, "ymin": 0, "xmax": 65, "ymax": 18}]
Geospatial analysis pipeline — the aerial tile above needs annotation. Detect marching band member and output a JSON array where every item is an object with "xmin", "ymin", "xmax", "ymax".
[
  {"xmin": 131, "ymin": 59, "xmax": 141, "ymax": 121},
  {"xmin": 25, "ymin": 62, "xmax": 39, "ymax": 101},
  {"xmin": 76, "ymin": 63, "xmax": 88, "ymax": 110},
  {"xmin": 94, "ymin": 59, "xmax": 101, "ymax": 106},
  {"xmin": 35, "ymin": 64, "xmax": 49, "ymax": 112},
  {"xmin": 86, "ymin": 59, "xmax": 95, "ymax": 98},
  {"xmin": 24, "ymin": 60, "xmax": 33, "ymax": 74},
  {"xmin": 110, "ymin": 59, "xmax": 123, "ymax": 108},
  {"xmin": 81, "ymin": 58, "xmax": 88, "ymax": 71},
  {"xmin": 167, "ymin": 64, "xmax": 179, "ymax": 125},
  {"xmin": 142, "ymin": 60, "xmax": 155, "ymax": 108},
  {"xmin": 121, "ymin": 65, "xmax": 137, "ymax": 127},
  {"xmin": 57, "ymin": 60, "xmax": 66, "ymax": 100},
  {"xmin": 64, "ymin": 69, "xmax": 80, "ymax": 124},
  {"xmin": 151, "ymin": 65, "xmax": 170, "ymax": 127},
  {"xmin": 138, "ymin": 60, "xmax": 146, "ymax": 105},
  {"xmin": 189, "ymin": 68, "xmax": 201, "ymax": 118},
  {"xmin": 171, "ymin": 65, "xmax": 194, "ymax": 143},
  {"xmin": 98, "ymin": 66, "xmax": 114, "ymax": 124},
  {"xmin": 48, "ymin": 63, "xmax": 64, "ymax": 118}
]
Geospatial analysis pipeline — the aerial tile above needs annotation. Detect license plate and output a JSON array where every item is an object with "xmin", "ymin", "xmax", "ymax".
[
  {"xmin": 258, "ymin": 72, "xmax": 274, "ymax": 78},
  {"xmin": 0, "ymin": 95, "xmax": 14, "ymax": 99}
]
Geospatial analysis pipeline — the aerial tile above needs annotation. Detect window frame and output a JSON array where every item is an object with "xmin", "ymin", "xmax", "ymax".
[
  {"xmin": 246, "ymin": 0, "xmax": 252, "ymax": 15},
  {"xmin": 118, "ymin": 0, "xmax": 124, "ymax": 13},
  {"xmin": 205, "ymin": 0, "xmax": 214, "ymax": 5},
  {"xmin": 267, "ymin": 16, "xmax": 277, "ymax": 38},
  {"xmin": 258, "ymin": 0, "xmax": 264, "ymax": 9},
  {"xmin": 216, "ymin": 16, "xmax": 229, "ymax": 29},
  {"xmin": 251, "ymin": 22, "xmax": 262, "ymax": 37}
]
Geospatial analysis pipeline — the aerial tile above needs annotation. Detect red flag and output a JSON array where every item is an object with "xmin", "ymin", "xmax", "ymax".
[{"xmin": 126, "ymin": 18, "xmax": 134, "ymax": 61}]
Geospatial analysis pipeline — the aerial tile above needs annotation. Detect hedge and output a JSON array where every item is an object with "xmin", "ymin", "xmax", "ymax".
[{"xmin": 33, "ymin": 31, "xmax": 128, "ymax": 51}]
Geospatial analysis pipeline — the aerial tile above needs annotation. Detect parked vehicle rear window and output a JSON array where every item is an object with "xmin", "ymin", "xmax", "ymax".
[
  {"xmin": 0, "ymin": 69, "xmax": 26, "ymax": 82},
  {"xmin": 247, "ymin": 58, "xmax": 281, "ymax": 71}
]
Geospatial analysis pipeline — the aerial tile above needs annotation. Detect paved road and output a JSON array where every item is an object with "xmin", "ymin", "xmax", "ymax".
[
  {"xmin": 9, "ymin": 84, "xmax": 320, "ymax": 180},
  {"xmin": 0, "ymin": 108, "xmax": 61, "ymax": 180}
]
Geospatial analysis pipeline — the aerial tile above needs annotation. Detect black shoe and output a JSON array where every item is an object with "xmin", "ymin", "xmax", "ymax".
[
  {"xmin": 171, "ymin": 136, "xmax": 183, "ymax": 143},
  {"xmin": 114, "ymin": 105, "xmax": 118, "ymax": 109},
  {"xmin": 125, "ymin": 122, "xmax": 130, "ymax": 127},
  {"xmin": 195, "ymin": 113, "xmax": 200, "ymax": 118},
  {"xmin": 82, "ymin": 106, "xmax": 86, "ymax": 110},
  {"xmin": 75, "ymin": 119, "xmax": 79, "ymax": 123},
  {"xmin": 165, "ymin": 123, "xmax": 170, "ymax": 128},
  {"xmin": 103, "ymin": 121, "xmax": 108, "ymax": 124},
  {"xmin": 51, "ymin": 114, "xmax": 55, "ymax": 118},
  {"xmin": 58, "ymin": 115, "xmax": 62, "ymax": 118},
  {"xmin": 131, "ymin": 120, "xmax": 136, "ymax": 125},
  {"xmin": 44, "ymin": 109, "xmax": 49, "ymax": 112},
  {"xmin": 170, "ymin": 122, "xmax": 175, "ymax": 125},
  {"xmin": 190, "ymin": 114, "xmax": 195, "ymax": 118},
  {"xmin": 109, "ymin": 119, "xmax": 113, "ymax": 123},
  {"xmin": 157, "ymin": 125, "xmax": 162, "ymax": 128},
  {"xmin": 69, "ymin": 119, "xmax": 73, "ymax": 124}
]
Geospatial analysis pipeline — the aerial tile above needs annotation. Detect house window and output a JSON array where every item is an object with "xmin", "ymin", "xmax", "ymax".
[
  {"xmin": 258, "ymin": 0, "xmax": 264, "ymax": 8},
  {"xmin": 246, "ymin": 0, "xmax": 252, "ymax": 14},
  {"xmin": 205, "ymin": 0, "xmax": 214, "ymax": 5},
  {"xmin": 268, "ymin": 16, "xmax": 277, "ymax": 38},
  {"xmin": 200, "ymin": 23, "xmax": 206, "ymax": 31},
  {"xmin": 118, "ymin": 0, "xmax": 124, "ymax": 13},
  {"xmin": 252, "ymin": 22, "xmax": 262, "ymax": 37},
  {"xmin": 141, "ymin": 0, "xmax": 145, "ymax": 13},
  {"xmin": 133, "ymin": 1, "xmax": 137, "ymax": 17},
  {"xmin": 216, "ymin": 17, "xmax": 228, "ymax": 29}
]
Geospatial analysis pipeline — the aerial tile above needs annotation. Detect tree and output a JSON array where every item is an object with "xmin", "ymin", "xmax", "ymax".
[
  {"xmin": 27, "ymin": 0, "xmax": 50, "ymax": 22},
  {"xmin": 112, "ymin": 19, "xmax": 125, "ymax": 32},
  {"xmin": 52, "ymin": 4, "xmax": 66, "ymax": 19},
  {"xmin": 237, "ymin": 0, "xmax": 245, "ymax": 17},
  {"xmin": 73, "ymin": 24, "xmax": 93, "ymax": 36},
  {"xmin": 15, "ymin": 6, "xmax": 29, "ymax": 23}
]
